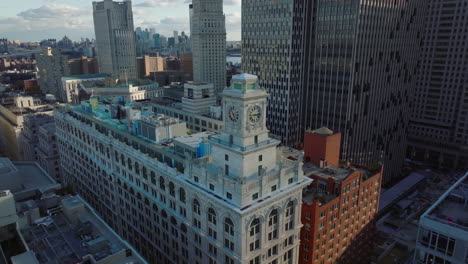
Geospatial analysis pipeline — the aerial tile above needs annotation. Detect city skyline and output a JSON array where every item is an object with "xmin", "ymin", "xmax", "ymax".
[{"xmin": 0, "ymin": 0, "xmax": 242, "ymax": 42}]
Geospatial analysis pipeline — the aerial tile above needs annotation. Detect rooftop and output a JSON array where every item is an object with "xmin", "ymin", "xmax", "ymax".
[
  {"xmin": 379, "ymin": 171, "xmax": 428, "ymax": 212},
  {"xmin": 424, "ymin": 172, "xmax": 468, "ymax": 232},
  {"xmin": 0, "ymin": 158, "xmax": 60, "ymax": 199},
  {"xmin": 308, "ymin": 126, "xmax": 334, "ymax": 136},
  {"xmin": 62, "ymin": 73, "xmax": 109, "ymax": 80},
  {"xmin": 174, "ymin": 131, "xmax": 214, "ymax": 149},
  {"xmin": 19, "ymin": 195, "xmax": 147, "ymax": 264}
]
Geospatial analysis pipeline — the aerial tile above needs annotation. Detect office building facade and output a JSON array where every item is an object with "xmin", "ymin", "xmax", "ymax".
[
  {"xmin": 408, "ymin": 0, "xmax": 468, "ymax": 170},
  {"xmin": 190, "ymin": 0, "xmax": 227, "ymax": 98},
  {"xmin": 55, "ymin": 74, "xmax": 311, "ymax": 263},
  {"xmin": 241, "ymin": 0, "xmax": 304, "ymax": 145},
  {"xmin": 93, "ymin": 0, "xmax": 138, "ymax": 80},
  {"xmin": 299, "ymin": 128, "xmax": 382, "ymax": 264},
  {"xmin": 243, "ymin": 0, "xmax": 426, "ymax": 183}
]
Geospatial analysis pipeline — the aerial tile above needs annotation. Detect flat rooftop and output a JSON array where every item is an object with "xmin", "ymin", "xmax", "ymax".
[
  {"xmin": 425, "ymin": 172, "xmax": 468, "ymax": 231},
  {"xmin": 62, "ymin": 73, "xmax": 109, "ymax": 80},
  {"xmin": 19, "ymin": 195, "xmax": 147, "ymax": 264},
  {"xmin": 0, "ymin": 158, "xmax": 59, "ymax": 198},
  {"xmin": 174, "ymin": 131, "xmax": 214, "ymax": 148}
]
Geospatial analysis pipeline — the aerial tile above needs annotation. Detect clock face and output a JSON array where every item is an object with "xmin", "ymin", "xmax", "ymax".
[
  {"xmin": 248, "ymin": 105, "xmax": 262, "ymax": 124},
  {"xmin": 228, "ymin": 106, "xmax": 239, "ymax": 122}
]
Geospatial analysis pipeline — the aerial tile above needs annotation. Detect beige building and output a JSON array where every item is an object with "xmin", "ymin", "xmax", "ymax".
[
  {"xmin": 191, "ymin": 0, "xmax": 226, "ymax": 98},
  {"xmin": 93, "ymin": 0, "xmax": 138, "ymax": 80},
  {"xmin": 0, "ymin": 96, "xmax": 53, "ymax": 160},
  {"xmin": 137, "ymin": 55, "xmax": 166, "ymax": 78}
]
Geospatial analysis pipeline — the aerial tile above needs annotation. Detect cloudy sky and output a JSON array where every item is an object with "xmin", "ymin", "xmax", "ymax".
[{"xmin": 0, "ymin": 0, "xmax": 241, "ymax": 42}]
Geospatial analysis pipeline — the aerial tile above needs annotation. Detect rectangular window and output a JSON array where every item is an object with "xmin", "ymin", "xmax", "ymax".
[
  {"xmin": 226, "ymin": 192, "xmax": 232, "ymax": 199},
  {"xmin": 209, "ymin": 184, "xmax": 215, "ymax": 191},
  {"xmin": 225, "ymin": 154, "xmax": 229, "ymax": 161},
  {"xmin": 259, "ymin": 155, "xmax": 262, "ymax": 161},
  {"xmin": 252, "ymin": 193, "xmax": 259, "ymax": 200},
  {"xmin": 271, "ymin": 185, "xmax": 277, "ymax": 192},
  {"xmin": 225, "ymin": 165, "xmax": 229, "ymax": 176}
]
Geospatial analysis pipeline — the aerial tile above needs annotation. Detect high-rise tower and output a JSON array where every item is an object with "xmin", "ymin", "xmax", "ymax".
[
  {"xmin": 242, "ymin": 0, "xmax": 426, "ymax": 183},
  {"xmin": 241, "ymin": 0, "xmax": 304, "ymax": 145},
  {"xmin": 299, "ymin": 0, "xmax": 426, "ymax": 184},
  {"xmin": 93, "ymin": 0, "xmax": 137, "ymax": 80},
  {"xmin": 190, "ymin": 0, "xmax": 226, "ymax": 99},
  {"xmin": 408, "ymin": 0, "xmax": 468, "ymax": 170}
]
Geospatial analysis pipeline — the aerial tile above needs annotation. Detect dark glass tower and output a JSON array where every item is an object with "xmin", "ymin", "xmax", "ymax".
[
  {"xmin": 408, "ymin": 0, "xmax": 468, "ymax": 170},
  {"xmin": 243, "ymin": 0, "xmax": 427, "ymax": 183},
  {"xmin": 300, "ymin": 0, "xmax": 426, "ymax": 183}
]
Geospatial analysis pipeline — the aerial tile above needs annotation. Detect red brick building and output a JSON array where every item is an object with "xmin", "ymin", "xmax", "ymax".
[{"xmin": 299, "ymin": 127, "xmax": 382, "ymax": 264}]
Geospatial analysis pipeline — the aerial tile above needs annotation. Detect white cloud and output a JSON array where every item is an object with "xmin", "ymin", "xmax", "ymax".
[
  {"xmin": 135, "ymin": 0, "xmax": 176, "ymax": 7},
  {"xmin": 1, "ymin": 1, "xmax": 241, "ymax": 42}
]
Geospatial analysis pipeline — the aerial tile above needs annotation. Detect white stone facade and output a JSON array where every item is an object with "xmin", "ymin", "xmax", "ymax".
[
  {"xmin": 62, "ymin": 75, "xmax": 163, "ymax": 104},
  {"xmin": 93, "ymin": 0, "xmax": 138, "ymax": 80},
  {"xmin": 191, "ymin": 0, "xmax": 226, "ymax": 98},
  {"xmin": 55, "ymin": 74, "xmax": 311, "ymax": 263}
]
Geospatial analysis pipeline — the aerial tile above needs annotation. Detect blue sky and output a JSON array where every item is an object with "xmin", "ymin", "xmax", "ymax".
[{"xmin": 0, "ymin": 0, "xmax": 241, "ymax": 42}]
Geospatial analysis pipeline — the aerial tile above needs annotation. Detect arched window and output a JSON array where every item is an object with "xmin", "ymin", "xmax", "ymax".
[
  {"xmin": 179, "ymin": 188, "xmax": 186, "ymax": 203},
  {"xmin": 171, "ymin": 216, "xmax": 177, "ymax": 225},
  {"xmin": 169, "ymin": 182, "xmax": 175, "ymax": 197},
  {"xmin": 208, "ymin": 208, "xmax": 217, "ymax": 225},
  {"xmin": 159, "ymin": 176, "xmax": 165, "ymax": 190},
  {"xmin": 249, "ymin": 218, "xmax": 261, "ymax": 251},
  {"xmin": 268, "ymin": 209, "xmax": 278, "ymax": 226},
  {"xmin": 181, "ymin": 223, "xmax": 187, "ymax": 233},
  {"xmin": 268, "ymin": 209, "xmax": 279, "ymax": 240},
  {"xmin": 121, "ymin": 154, "xmax": 125, "ymax": 165},
  {"xmin": 115, "ymin": 151, "xmax": 119, "ymax": 162},
  {"xmin": 152, "ymin": 203, "xmax": 158, "ymax": 212},
  {"xmin": 250, "ymin": 218, "xmax": 260, "ymax": 236},
  {"xmin": 224, "ymin": 217, "xmax": 235, "ymax": 251},
  {"xmin": 286, "ymin": 201, "xmax": 294, "ymax": 217},
  {"xmin": 161, "ymin": 210, "xmax": 167, "ymax": 218},
  {"xmin": 285, "ymin": 201, "xmax": 295, "ymax": 231},
  {"xmin": 193, "ymin": 199, "xmax": 200, "ymax": 215},
  {"xmin": 142, "ymin": 166, "xmax": 147, "ymax": 179},
  {"xmin": 224, "ymin": 218, "xmax": 234, "ymax": 236}
]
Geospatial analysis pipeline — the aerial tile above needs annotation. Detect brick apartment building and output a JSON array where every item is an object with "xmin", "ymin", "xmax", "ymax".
[{"xmin": 299, "ymin": 127, "xmax": 382, "ymax": 264}]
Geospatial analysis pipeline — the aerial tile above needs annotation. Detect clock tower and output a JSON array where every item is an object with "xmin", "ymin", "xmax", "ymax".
[{"xmin": 209, "ymin": 73, "xmax": 281, "ymax": 185}]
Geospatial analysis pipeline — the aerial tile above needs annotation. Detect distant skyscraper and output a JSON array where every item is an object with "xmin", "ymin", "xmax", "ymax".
[
  {"xmin": 243, "ymin": 0, "xmax": 426, "ymax": 183},
  {"xmin": 0, "ymin": 38, "xmax": 9, "ymax": 54},
  {"xmin": 408, "ymin": 0, "xmax": 468, "ymax": 170},
  {"xmin": 191, "ymin": 0, "xmax": 226, "ymax": 98},
  {"xmin": 173, "ymin": 30, "xmax": 179, "ymax": 44},
  {"xmin": 92, "ymin": 0, "xmax": 137, "ymax": 80}
]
